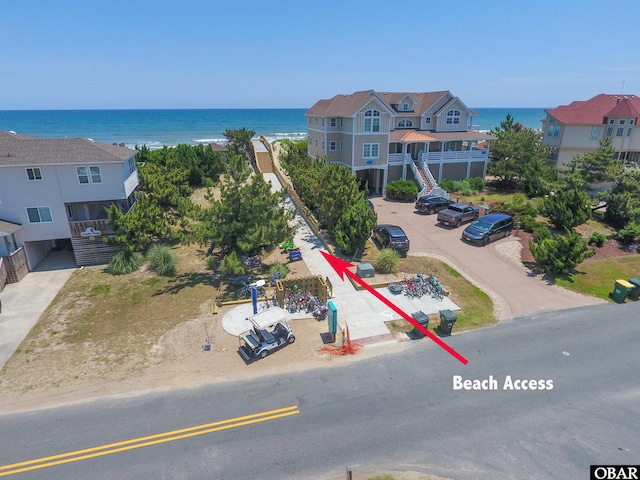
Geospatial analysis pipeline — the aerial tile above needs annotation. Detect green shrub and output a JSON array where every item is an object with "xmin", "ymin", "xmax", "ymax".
[
  {"xmin": 440, "ymin": 177, "xmax": 484, "ymax": 195},
  {"xmin": 268, "ymin": 262, "xmax": 289, "ymax": 280},
  {"xmin": 532, "ymin": 224, "xmax": 551, "ymax": 242},
  {"xmin": 468, "ymin": 176, "xmax": 485, "ymax": 192},
  {"xmin": 588, "ymin": 231, "xmax": 607, "ymax": 247},
  {"xmin": 220, "ymin": 251, "xmax": 246, "ymax": 275},
  {"xmin": 439, "ymin": 179, "xmax": 454, "ymax": 192},
  {"xmin": 375, "ymin": 248, "xmax": 400, "ymax": 273},
  {"xmin": 385, "ymin": 179, "xmax": 419, "ymax": 201},
  {"xmin": 106, "ymin": 250, "xmax": 144, "ymax": 275},
  {"xmin": 617, "ymin": 221, "xmax": 640, "ymax": 244},
  {"xmin": 146, "ymin": 244, "xmax": 177, "ymax": 276},
  {"xmin": 529, "ymin": 228, "xmax": 595, "ymax": 275}
]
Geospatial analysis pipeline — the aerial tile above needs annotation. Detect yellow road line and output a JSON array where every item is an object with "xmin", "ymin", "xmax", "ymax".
[{"xmin": 0, "ymin": 405, "xmax": 299, "ymax": 477}]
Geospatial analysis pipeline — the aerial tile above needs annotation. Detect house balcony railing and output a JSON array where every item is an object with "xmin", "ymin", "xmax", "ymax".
[
  {"xmin": 422, "ymin": 150, "xmax": 488, "ymax": 162},
  {"xmin": 69, "ymin": 219, "xmax": 116, "ymax": 239}
]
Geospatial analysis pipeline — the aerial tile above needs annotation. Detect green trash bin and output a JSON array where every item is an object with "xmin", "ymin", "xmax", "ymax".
[
  {"xmin": 410, "ymin": 311, "xmax": 429, "ymax": 339},
  {"xmin": 436, "ymin": 309, "xmax": 458, "ymax": 337},
  {"xmin": 627, "ymin": 277, "xmax": 640, "ymax": 301},
  {"xmin": 610, "ymin": 279, "xmax": 634, "ymax": 303}
]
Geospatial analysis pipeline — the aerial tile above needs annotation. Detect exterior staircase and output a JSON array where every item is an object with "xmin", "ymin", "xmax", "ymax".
[{"xmin": 413, "ymin": 158, "xmax": 431, "ymax": 194}]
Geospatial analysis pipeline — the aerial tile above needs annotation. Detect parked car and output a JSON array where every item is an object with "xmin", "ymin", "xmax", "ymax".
[
  {"xmin": 437, "ymin": 203, "xmax": 479, "ymax": 227},
  {"xmin": 462, "ymin": 213, "xmax": 514, "ymax": 246},
  {"xmin": 415, "ymin": 195, "xmax": 455, "ymax": 215},
  {"xmin": 372, "ymin": 224, "xmax": 410, "ymax": 256},
  {"xmin": 238, "ymin": 308, "xmax": 295, "ymax": 361}
]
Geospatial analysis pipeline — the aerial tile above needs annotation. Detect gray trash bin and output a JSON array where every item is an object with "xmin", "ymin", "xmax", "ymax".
[
  {"xmin": 628, "ymin": 277, "xmax": 640, "ymax": 301},
  {"xmin": 436, "ymin": 309, "xmax": 458, "ymax": 336},
  {"xmin": 411, "ymin": 311, "xmax": 429, "ymax": 339}
]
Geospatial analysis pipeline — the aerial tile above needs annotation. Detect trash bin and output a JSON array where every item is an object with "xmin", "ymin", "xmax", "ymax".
[
  {"xmin": 435, "ymin": 309, "xmax": 458, "ymax": 336},
  {"xmin": 627, "ymin": 277, "xmax": 640, "ymax": 301},
  {"xmin": 610, "ymin": 279, "xmax": 634, "ymax": 303},
  {"xmin": 410, "ymin": 311, "xmax": 429, "ymax": 339}
]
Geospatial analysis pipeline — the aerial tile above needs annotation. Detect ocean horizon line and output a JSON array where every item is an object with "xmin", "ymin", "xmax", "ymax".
[{"xmin": 0, "ymin": 106, "xmax": 549, "ymax": 112}]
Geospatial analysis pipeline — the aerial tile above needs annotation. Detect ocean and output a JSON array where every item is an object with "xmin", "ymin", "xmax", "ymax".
[{"xmin": 0, "ymin": 108, "xmax": 547, "ymax": 149}]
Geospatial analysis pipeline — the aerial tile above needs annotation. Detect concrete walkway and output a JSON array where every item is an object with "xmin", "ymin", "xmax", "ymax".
[
  {"xmin": 222, "ymin": 155, "xmax": 460, "ymax": 343},
  {"xmin": 0, "ymin": 251, "xmax": 77, "ymax": 368}
]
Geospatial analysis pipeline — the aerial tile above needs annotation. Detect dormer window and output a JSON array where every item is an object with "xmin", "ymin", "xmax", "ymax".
[
  {"xmin": 446, "ymin": 109, "xmax": 461, "ymax": 125},
  {"xmin": 364, "ymin": 109, "xmax": 380, "ymax": 132},
  {"xmin": 402, "ymin": 103, "xmax": 409, "ymax": 111},
  {"xmin": 398, "ymin": 119, "xmax": 413, "ymax": 128}
]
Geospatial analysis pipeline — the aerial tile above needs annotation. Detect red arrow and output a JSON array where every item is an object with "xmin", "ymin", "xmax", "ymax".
[{"xmin": 320, "ymin": 250, "xmax": 468, "ymax": 365}]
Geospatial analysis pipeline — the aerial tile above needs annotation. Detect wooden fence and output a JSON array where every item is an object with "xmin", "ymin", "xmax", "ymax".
[
  {"xmin": 0, "ymin": 257, "xmax": 7, "ymax": 292},
  {"xmin": 275, "ymin": 275, "xmax": 328, "ymax": 308},
  {"xmin": 2, "ymin": 247, "xmax": 28, "ymax": 285}
]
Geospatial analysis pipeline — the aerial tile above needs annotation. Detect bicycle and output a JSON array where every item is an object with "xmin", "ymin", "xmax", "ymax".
[{"xmin": 236, "ymin": 278, "xmax": 267, "ymax": 300}]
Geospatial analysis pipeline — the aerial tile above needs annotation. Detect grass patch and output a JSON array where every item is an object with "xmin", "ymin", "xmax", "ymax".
[
  {"xmin": 555, "ymin": 255, "xmax": 640, "ymax": 300},
  {"xmin": 385, "ymin": 320, "xmax": 414, "ymax": 334},
  {"xmin": 90, "ymin": 284, "xmax": 111, "ymax": 296}
]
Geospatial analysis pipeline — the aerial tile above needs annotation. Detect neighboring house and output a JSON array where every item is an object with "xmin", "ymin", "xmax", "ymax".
[
  {"xmin": 305, "ymin": 90, "xmax": 496, "ymax": 195},
  {"xmin": 542, "ymin": 93, "xmax": 640, "ymax": 168},
  {"xmin": 0, "ymin": 131, "xmax": 139, "ymax": 273}
]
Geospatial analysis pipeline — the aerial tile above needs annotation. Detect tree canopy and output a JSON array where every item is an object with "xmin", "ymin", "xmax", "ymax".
[{"xmin": 487, "ymin": 114, "xmax": 556, "ymax": 196}]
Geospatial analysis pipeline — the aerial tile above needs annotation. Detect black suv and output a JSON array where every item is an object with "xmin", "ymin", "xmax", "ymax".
[
  {"xmin": 462, "ymin": 213, "xmax": 514, "ymax": 245},
  {"xmin": 415, "ymin": 195, "xmax": 454, "ymax": 214},
  {"xmin": 372, "ymin": 224, "xmax": 410, "ymax": 256}
]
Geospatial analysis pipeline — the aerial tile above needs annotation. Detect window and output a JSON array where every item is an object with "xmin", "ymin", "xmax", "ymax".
[
  {"xmin": 26, "ymin": 167, "xmax": 42, "ymax": 180},
  {"xmin": 322, "ymin": 119, "xmax": 325, "ymax": 127},
  {"xmin": 606, "ymin": 127, "xmax": 613, "ymax": 137},
  {"xmin": 364, "ymin": 110, "xmax": 380, "ymax": 132},
  {"xmin": 90, "ymin": 166, "xmax": 101, "ymax": 183},
  {"xmin": 66, "ymin": 204, "xmax": 76, "ymax": 219},
  {"xmin": 609, "ymin": 119, "xmax": 615, "ymax": 125},
  {"xmin": 340, "ymin": 141, "xmax": 343, "ymax": 151},
  {"xmin": 425, "ymin": 117, "xmax": 431, "ymax": 124},
  {"xmin": 322, "ymin": 141, "xmax": 325, "ymax": 151},
  {"xmin": 402, "ymin": 103, "xmax": 409, "ymax": 111},
  {"xmin": 631, "ymin": 120, "xmax": 635, "ymax": 125},
  {"xmin": 77, "ymin": 166, "xmax": 102, "ymax": 184},
  {"xmin": 398, "ymin": 119, "xmax": 413, "ymax": 128},
  {"xmin": 628, "ymin": 128, "xmax": 633, "ymax": 137},
  {"xmin": 330, "ymin": 118, "xmax": 336, "ymax": 127},
  {"xmin": 616, "ymin": 127, "xmax": 624, "ymax": 137},
  {"xmin": 26, "ymin": 206, "xmax": 52, "ymax": 223},
  {"xmin": 547, "ymin": 125, "xmax": 560, "ymax": 137},
  {"xmin": 128, "ymin": 157, "xmax": 136, "ymax": 175},
  {"xmin": 363, "ymin": 143, "xmax": 379, "ymax": 158},
  {"xmin": 315, "ymin": 139, "xmax": 318, "ymax": 147},
  {"xmin": 619, "ymin": 119, "xmax": 626, "ymax": 125},
  {"xmin": 77, "ymin": 167, "xmax": 89, "ymax": 184},
  {"xmin": 446, "ymin": 109, "xmax": 461, "ymax": 125},
  {"xmin": 590, "ymin": 126, "xmax": 600, "ymax": 140},
  {"xmin": 330, "ymin": 141, "xmax": 337, "ymax": 151}
]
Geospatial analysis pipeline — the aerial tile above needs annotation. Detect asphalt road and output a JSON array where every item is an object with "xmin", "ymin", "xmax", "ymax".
[
  {"xmin": 1, "ymin": 301, "xmax": 638, "ymax": 479},
  {"xmin": 370, "ymin": 196, "xmax": 603, "ymax": 320}
]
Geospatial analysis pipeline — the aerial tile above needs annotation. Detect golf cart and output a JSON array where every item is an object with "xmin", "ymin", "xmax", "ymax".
[{"xmin": 238, "ymin": 308, "xmax": 295, "ymax": 361}]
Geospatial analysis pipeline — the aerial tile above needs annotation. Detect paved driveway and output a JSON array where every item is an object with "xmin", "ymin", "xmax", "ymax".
[{"xmin": 370, "ymin": 196, "xmax": 603, "ymax": 320}]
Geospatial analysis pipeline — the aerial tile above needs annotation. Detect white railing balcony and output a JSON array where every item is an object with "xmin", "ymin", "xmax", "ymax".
[{"xmin": 422, "ymin": 150, "xmax": 487, "ymax": 162}]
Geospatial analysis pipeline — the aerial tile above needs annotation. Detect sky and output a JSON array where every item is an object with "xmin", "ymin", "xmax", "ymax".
[{"xmin": 1, "ymin": 0, "xmax": 639, "ymax": 110}]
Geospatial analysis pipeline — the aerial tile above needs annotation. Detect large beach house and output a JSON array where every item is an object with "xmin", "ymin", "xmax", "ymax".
[
  {"xmin": 305, "ymin": 90, "xmax": 496, "ymax": 195},
  {"xmin": 542, "ymin": 93, "xmax": 640, "ymax": 167},
  {"xmin": 0, "ymin": 131, "xmax": 138, "ymax": 282}
]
